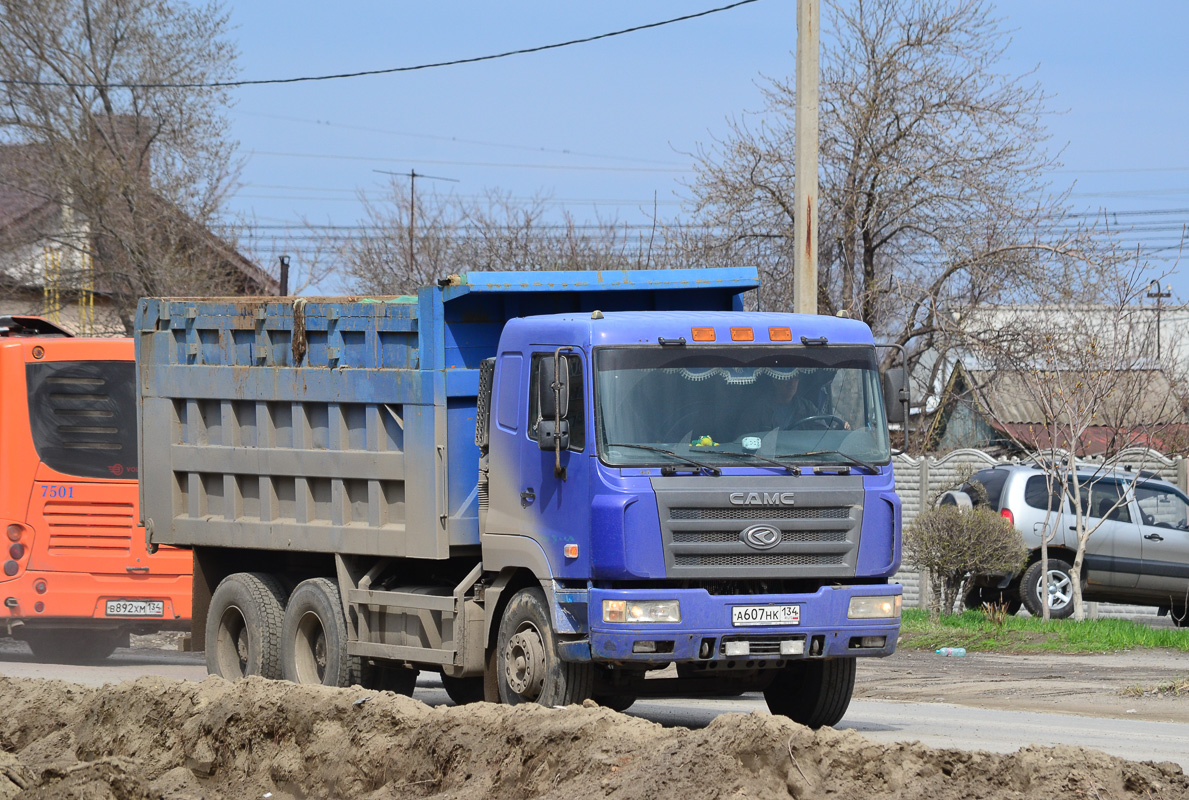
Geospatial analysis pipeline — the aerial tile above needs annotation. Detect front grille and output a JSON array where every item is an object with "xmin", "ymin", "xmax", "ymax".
[
  {"xmin": 652, "ymin": 476, "xmax": 864, "ymax": 579},
  {"xmin": 673, "ymin": 530, "xmax": 848, "ymax": 544},
  {"xmin": 670, "ymin": 506, "xmax": 849, "ymax": 521},
  {"xmin": 675, "ymin": 553, "xmax": 845, "ymax": 567},
  {"xmin": 45, "ymin": 500, "xmax": 135, "ymax": 553}
]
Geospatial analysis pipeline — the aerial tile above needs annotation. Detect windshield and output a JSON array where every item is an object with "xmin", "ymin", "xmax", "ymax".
[{"xmin": 595, "ymin": 345, "xmax": 890, "ymax": 469}]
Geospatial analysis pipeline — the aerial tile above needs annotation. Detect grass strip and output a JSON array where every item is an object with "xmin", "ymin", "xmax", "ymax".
[{"xmin": 898, "ymin": 608, "xmax": 1189, "ymax": 654}]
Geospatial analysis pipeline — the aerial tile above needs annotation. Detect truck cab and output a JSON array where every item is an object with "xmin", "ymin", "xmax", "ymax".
[{"xmin": 479, "ymin": 310, "xmax": 902, "ymax": 716}]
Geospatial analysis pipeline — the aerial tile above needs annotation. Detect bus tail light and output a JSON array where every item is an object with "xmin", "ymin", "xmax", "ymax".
[{"xmin": 6, "ymin": 525, "xmax": 22, "ymax": 542}]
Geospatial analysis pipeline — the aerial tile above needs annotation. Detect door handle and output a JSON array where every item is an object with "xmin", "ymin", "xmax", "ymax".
[
  {"xmin": 1144, "ymin": 533, "xmax": 1164, "ymax": 542},
  {"xmin": 520, "ymin": 488, "xmax": 536, "ymax": 506},
  {"xmin": 126, "ymin": 566, "xmax": 150, "ymax": 573}
]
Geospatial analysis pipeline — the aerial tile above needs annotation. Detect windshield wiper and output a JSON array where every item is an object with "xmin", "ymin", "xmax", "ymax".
[
  {"xmin": 776, "ymin": 449, "xmax": 878, "ymax": 474},
  {"xmin": 700, "ymin": 448, "xmax": 801, "ymax": 475},
  {"xmin": 606, "ymin": 443, "xmax": 722, "ymax": 476}
]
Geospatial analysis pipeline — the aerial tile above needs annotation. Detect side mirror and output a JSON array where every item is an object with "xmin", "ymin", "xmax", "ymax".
[
  {"xmin": 881, "ymin": 367, "xmax": 908, "ymax": 424},
  {"xmin": 539, "ymin": 355, "xmax": 570, "ymax": 420},
  {"xmin": 537, "ymin": 419, "xmax": 571, "ymax": 451}
]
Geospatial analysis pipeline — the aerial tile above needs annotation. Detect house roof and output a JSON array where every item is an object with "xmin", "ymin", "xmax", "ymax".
[
  {"xmin": 966, "ymin": 368, "xmax": 1185, "ymax": 427},
  {"xmin": 963, "ymin": 367, "xmax": 1189, "ymax": 455},
  {"xmin": 0, "ymin": 144, "xmax": 56, "ymax": 241},
  {"xmin": 0, "ymin": 140, "xmax": 275, "ymax": 296}
]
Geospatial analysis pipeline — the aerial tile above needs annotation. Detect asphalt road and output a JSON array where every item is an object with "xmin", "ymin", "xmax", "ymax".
[{"xmin": 1, "ymin": 640, "xmax": 1187, "ymax": 771}]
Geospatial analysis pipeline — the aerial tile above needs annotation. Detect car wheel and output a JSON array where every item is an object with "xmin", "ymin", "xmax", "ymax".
[
  {"xmin": 1020, "ymin": 559, "xmax": 1075, "ymax": 619},
  {"xmin": 1170, "ymin": 606, "xmax": 1189, "ymax": 628},
  {"xmin": 965, "ymin": 585, "xmax": 1022, "ymax": 615}
]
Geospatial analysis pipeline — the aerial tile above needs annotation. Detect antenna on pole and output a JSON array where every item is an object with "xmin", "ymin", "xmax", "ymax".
[{"xmin": 374, "ymin": 169, "xmax": 459, "ymax": 273}]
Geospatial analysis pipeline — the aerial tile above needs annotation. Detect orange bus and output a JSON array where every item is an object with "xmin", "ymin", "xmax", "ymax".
[{"xmin": 1, "ymin": 315, "xmax": 190, "ymax": 662}]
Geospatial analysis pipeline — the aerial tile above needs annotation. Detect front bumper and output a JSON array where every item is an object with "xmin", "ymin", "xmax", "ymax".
[{"xmin": 586, "ymin": 583, "xmax": 900, "ymax": 664}]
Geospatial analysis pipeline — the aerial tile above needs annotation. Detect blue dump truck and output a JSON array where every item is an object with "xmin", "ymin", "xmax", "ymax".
[{"xmin": 135, "ymin": 268, "xmax": 902, "ymax": 728}]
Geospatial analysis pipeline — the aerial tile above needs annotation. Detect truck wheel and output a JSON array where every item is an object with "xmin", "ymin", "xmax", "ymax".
[
  {"xmin": 1020, "ymin": 559, "xmax": 1075, "ymax": 619},
  {"xmin": 359, "ymin": 661, "xmax": 418, "ymax": 695},
  {"xmin": 440, "ymin": 673, "xmax": 486, "ymax": 705},
  {"xmin": 23, "ymin": 629, "xmax": 124, "ymax": 663},
  {"xmin": 593, "ymin": 694, "xmax": 637, "ymax": 713},
  {"xmin": 206, "ymin": 572, "xmax": 286, "ymax": 680},
  {"xmin": 281, "ymin": 577, "xmax": 360, "ymax": 687},
  {"xmin": 764, "ymin": 657, "xmax": 856, "ymax": 729},
  {"xmin": 496, "ymin": 587, "xmax": 593, "ymax": 706}
]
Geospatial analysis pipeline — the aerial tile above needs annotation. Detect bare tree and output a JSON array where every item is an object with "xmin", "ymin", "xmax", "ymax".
[
  {"xmin": 685, "ymin": 0, "xmax": 1084, "ymax": 386},
  {"xmin": 971, "ymin": 257, "xmax": 1189, "ymax": 621},
  {"xmin": 338, "ymin": 186, "xmax": 671, "ymax": 294},
  {"xmin": 0, "ymin": 0, "xmax": 243, "ymax": 332}
]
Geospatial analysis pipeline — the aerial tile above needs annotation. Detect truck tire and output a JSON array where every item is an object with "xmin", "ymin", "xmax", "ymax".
[
  {"xmin": 360, "ymin": 662, "xmax": 418, "ymax": 695},
  {"xmin": 593, "ymin": 694, "xmax": 637, "ymax": 713},
  {"xmin": 23, "ymin": 629, "xmax": 124, "ymax": 663},
  {"xmin": 281, "ymin": 577, "xmax": 360, "ymax": 687},
  {"xmin": 206, "ymin": 572, "xmax": 287, "ymax": 680},
  {"xmin": 1020, "ymin": 559, "xmax": 1075, "ymax": 619},
  {"xmin": 496, "ymin": 587, "xmax": 594, "ymax": 706},
  {"xmin": 440, "ymin": 673, "xmax": 486, "ymax": 705},
  {"xmin": 764, "ymin": 657, "xmax": 856, "ymax": 729}
]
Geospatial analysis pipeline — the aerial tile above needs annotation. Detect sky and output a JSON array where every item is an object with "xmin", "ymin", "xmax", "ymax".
[{"xmin": 220, "ymin": 1, "xmax": 1189, "ymax": 299}]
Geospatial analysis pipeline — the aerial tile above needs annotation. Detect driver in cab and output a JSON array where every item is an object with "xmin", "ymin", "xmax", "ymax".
[{"xmin": 757, "ymin": 369, "xmax": 850, "ymax": 431}]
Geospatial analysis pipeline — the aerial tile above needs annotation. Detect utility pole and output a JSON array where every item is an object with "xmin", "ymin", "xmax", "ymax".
[
  {"xmin": 793, "ymin": 0, "xmax": 820, "ymax": 315},
  {"xmin": 1147, "ymin": 279, "xmax": 1171, "ymax": 360},
  {"xmin": 374, "ymin": 169, "xmax": 458, "ymax": 274}
]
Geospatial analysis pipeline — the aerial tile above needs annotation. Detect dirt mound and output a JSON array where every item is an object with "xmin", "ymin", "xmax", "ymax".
[{"xmin": 0, "ymin": 675, "xmax": 1186, "ymax": 800}]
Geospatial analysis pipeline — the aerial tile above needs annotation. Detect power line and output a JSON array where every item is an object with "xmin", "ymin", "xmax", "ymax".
[
  {"xmin": 0, "ymin": 1, "xmax": 761, "ymax": 90},
  {"xmin": 235, "ymin": 111, "xmax": 686, "ymax": 167},
  {"xmin": 246, "ymin": 149, "xmax": 691, "ymax": 173}
]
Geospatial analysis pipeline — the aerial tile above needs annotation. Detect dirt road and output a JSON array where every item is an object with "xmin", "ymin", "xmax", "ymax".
[
  {"xmin": 855, "ymin": 647, "xmax": 1189, "ymax": 724},
  {"xmin": 2, "ymin": 638, "xmax": 1189, "ymax": 798}
]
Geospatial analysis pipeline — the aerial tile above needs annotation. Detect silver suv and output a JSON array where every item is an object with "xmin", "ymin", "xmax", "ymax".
[{"xmin": 953, "ymin": 464, "xmax": 1189, "ymax": 623}]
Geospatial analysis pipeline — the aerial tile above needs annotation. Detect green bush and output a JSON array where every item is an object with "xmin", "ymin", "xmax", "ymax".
[{"xmin": 905, "ymin": 505, "xmax": 1026, "ymax": 619}]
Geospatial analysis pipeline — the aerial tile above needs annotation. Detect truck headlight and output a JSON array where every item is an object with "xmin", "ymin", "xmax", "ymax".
[
  {"xmin": 848, "ymin": 595, "xmax": 901, "ymax": 619},
  {"xmin": 602, "ymin": 599, "xmax": 681, "ymax": 623}
]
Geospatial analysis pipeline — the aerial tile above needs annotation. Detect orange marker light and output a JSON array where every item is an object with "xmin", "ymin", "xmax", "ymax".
[
  {"xmin": 564, "ymin": 543, "xmax": 579, "ymax": 559},
  {"xmin": 691, "ymin": 327, "xmax": 716, "ymax": 342},
  {"xmin": 769, "ymin": 327, "xmax": 792, "ymax": 341},
  {"xmin": 730, "ymin": 327, "xmax": 754, "ymax": 341}
]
